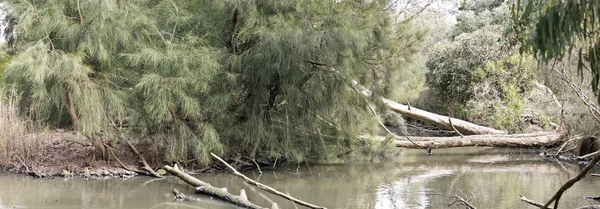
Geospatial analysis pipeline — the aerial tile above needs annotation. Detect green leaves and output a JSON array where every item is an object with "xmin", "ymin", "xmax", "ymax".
[
  {"xmin": 3, "ymin": 0, "xmax": 417, "ymax": 163},
  {"xmin": 509, "ymin": 0, "xmax": 600, "ymax": 103}
]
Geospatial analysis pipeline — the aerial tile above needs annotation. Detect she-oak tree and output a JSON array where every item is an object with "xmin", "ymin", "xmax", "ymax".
[{"xmin": 2, "ymin": 0, "xmax": 423, "ymax": 163}]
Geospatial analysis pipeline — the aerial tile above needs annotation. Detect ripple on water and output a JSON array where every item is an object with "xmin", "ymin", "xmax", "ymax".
[{"xmin": 375, "ymin": 169, "xmax": 454, "ymax": 209}]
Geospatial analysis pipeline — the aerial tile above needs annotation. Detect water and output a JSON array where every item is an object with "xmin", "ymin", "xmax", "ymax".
[{"xmin": 1, "ymin": 147, "xmax": 599, "ymax": 209}]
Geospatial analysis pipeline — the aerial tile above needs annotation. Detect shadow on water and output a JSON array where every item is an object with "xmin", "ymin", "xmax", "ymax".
[{"xmin": 0, "ymin": 147, "xmax": 599, "ymax": 209}]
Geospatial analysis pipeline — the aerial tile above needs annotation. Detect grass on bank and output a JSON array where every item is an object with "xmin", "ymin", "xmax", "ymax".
[{"xmin": 0, "ymin": 93, "xmax": 44, "ymax": 165}]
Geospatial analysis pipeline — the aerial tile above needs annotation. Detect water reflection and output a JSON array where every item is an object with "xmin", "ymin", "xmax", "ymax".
[{"xmin": 0, "ymin": 147, "xmax": 598, "ymax": 209}]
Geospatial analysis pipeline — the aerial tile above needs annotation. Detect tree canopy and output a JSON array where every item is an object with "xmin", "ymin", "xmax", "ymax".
[
  {"xmin": 1, "ymin": 0, "xmax": 422, "ymax": 163},
  {"xmin": 509, "ymin": 0, "xmax": 600, "ymax": 102}
]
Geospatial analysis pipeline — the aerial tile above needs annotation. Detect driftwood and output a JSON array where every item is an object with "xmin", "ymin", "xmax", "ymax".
[
  {"xmin": 372, "ymin": 131, "xmax": 563, "ymax": 149},
  {"xmin": 164, "ymin": 165, "xmax": 269, "ymax": 209},
  {"xmin": 381, "ymin": 98, "xmax": 506, "ymax": 135},
  {"xmin": 211, "ymin": 153, "xmax": 327, "ymax": 209}
]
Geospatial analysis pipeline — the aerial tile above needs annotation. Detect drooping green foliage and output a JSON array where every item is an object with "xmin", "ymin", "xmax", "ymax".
[
  {"xmin": 509, "ymin": 0, "xmax": 600, "ymax": 103},
  {"xmin": 2, "ymin": 0, "xmax": 420, "ymax": 163}
]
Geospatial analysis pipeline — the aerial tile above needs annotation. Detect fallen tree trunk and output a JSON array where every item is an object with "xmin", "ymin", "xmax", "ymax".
[
  {"xmin": 211, "ymin": 153, "xmax": 327, "ymax": 209},
  {"xmin": 348, "ymin": 78, "xmax": 505, "ymax": 135},
  {"xmin": 164, "ymin": 165, "xmax": 269, "ymax": 209},
  {"xmin": 373, "ymin": 131, "xmax": 563, "ymax": 149},
  {"xmin": 381, "ymin": 98, "xmax": 506, "ymax": 135}
]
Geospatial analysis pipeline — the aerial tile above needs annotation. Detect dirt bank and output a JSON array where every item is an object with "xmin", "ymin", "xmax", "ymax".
[{"xmin": 0, "ymin": 130, "xmax": 164, "ymax": 178}]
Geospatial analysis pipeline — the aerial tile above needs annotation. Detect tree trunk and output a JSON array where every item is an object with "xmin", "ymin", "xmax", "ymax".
[
  {"xmin": 381, "ymin": 98, "xmax": 506, "ymax": 135},
  {"xmin": 374, "ymin": 131, "xmax": 563, "ymax": 149},
  {"xmin": 63, "ymin": 82, "xmax": 81, "ymax": 131}
]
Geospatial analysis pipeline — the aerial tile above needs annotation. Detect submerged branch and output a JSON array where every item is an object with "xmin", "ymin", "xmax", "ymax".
[
  {"xmin": 211, "ymin": 153, "xmax": 327, "ymax": 209},
  {"xmin": 519, "ymin": 194, "xmax": 553, "ymax": 209},
  {"xmin": 164, "ymin": 165, "xmax": 267, "ymax": 209},
  {"xmin": 541, "ymin": 154, "xmax": 600, "ymax": 209}
]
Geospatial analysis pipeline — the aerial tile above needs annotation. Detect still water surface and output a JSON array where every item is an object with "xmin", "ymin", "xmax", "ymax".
[{"xmin": 1, "ymin": 147, "xmax": 599, "ymax": 209}]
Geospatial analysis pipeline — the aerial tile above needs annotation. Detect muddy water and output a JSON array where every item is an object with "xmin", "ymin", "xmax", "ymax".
[{"xmin": 1, "ymin": 147, "xmax": 599, "ymax": 209}]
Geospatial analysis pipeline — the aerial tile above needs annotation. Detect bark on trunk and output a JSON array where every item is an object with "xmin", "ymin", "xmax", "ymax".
[
  {"xmin": 63, "ymin": 82, "xmax": 81, "ymax": 131},
  {"xmin": 211, "ymin": 153, "xmax": 327, "ymax": 209},
  {"xmin": 350, "ymin": 79, "xmax": 504, "ymax": 135},
  {"xmin": 381, "ymin": 98, "xmax": 506, "ymax": 135},
  {"xmin": 163, "ymin": 165, "xmax": 267, "ymax": 209},
  {"xmin": 374, "ymin": 131, "xmax": 563, "ymax": 149}
]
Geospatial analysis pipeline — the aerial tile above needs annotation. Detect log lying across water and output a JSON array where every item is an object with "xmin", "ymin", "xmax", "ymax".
[
  {"xmin": 381, "ymin": 98, "xmax": 506, "ymax": 135},
  {"xmin": 373, "ymin": 131, "xmax": 563, "ymax": 149},
  {"xmin": 163, "ymin": 165, "xmax": 270, "ymax": 209}
]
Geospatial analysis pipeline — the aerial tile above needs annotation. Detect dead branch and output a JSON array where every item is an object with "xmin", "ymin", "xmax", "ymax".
[
  {"xmin": 584, "ymin": 196, "xmax": 600, "ymax": 200},
  {"xmin": 554, "ymin": 137, "xmax": 578, "ymax": 156},
  {"xmin": 172, "ymin": 189, "xmax": 199, "ymax": 202},
  {"xmin": 449, "ymin": 117, "xmax": 465, "ymax": 137},
  {"xmin": 211, "ymin": 153, "xmax": 327, "ymax": 209},
  {"xmin": 126, "ymin": 140, "xmax": 162, "ymax": 178},
  {"xmin": 14, "ymin": 154, "xmax": 43, "ymax": 178},
  {"xmin": 553, "ymin": 66, "xmax": 600, "ymax": 123},
  {"xmin": 541, "ymin": 153, "xmax": 600, "ymax": 209},
  {"xmin": 590, "ymin": 173, "xmax": 600, "ymax": 177},
  {"xmin": 104, "ymin": 145, "xmax": 143, "ymax": 174},
  {"xmin": 578, "ymin": 150, "xmax": 600, "ymax": 160},
  {"xmin": 449, "ymin": 195, "xmax": 476, "ymax": 209},
  {"xmin": 244, "ymin": 182, "xmax": 276, "ymax": 205},
  {"xmin": 164, "ymin": 165, "xmax": 268, "ymax": 209},
  {"xmin": 520, "ymin": 194, "xmax": 553, "ymax": 209}
]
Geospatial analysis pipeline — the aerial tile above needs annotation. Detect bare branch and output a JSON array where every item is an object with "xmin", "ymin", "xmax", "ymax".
[{"xmin": 211, "ymin": 153, "xmax": 327, "ymax": 209}]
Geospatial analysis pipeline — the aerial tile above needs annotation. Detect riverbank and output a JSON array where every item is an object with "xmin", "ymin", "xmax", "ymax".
[
  {"xmin": 0, "ymin": 129, "xmax": 161, "ymax": 178},
  {"xmin": 1, "ymin": 147, "xmax": 598, "ymax": 209}
]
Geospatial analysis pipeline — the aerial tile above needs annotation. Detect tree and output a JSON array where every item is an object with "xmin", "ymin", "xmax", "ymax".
[
  {"xmin": 424, "ymin": 0, "xmax": 543, "ymax": 132},
  {"xmin": 2, "ymin": 0, "xmax": 422, "ymax": 163},
  {"xmin": 509, "ymin": 0, "xmax": 600, "ymax": 102},
  {"xmin": 2, "ymin": 0, "xmax": 222, "ymax": 162}
]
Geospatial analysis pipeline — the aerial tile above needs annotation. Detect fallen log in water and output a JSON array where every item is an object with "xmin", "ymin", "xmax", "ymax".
[
  {"xmin": 351, "ymin": 79, "xmax": 506, "ymax": 135},
  {"xmin": 372, "ymin": 131, "xmax": 563, "ymax": 149},
  {"xmin": 210, "ymin": 153, "xmax": 327, "ymax": 209},
  {"xmin": 164, "ymin": 165, "xmax": 273, "ymax": 209}
]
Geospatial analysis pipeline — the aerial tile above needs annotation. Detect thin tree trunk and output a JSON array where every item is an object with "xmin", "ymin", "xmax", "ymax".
[
  {"xmin": 372, "ymin": 131, "xmax": 563, "ymax": 149},
  {"xmin": 63, "ymin": 82, "xmax": 80, "ymax": 131}
]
